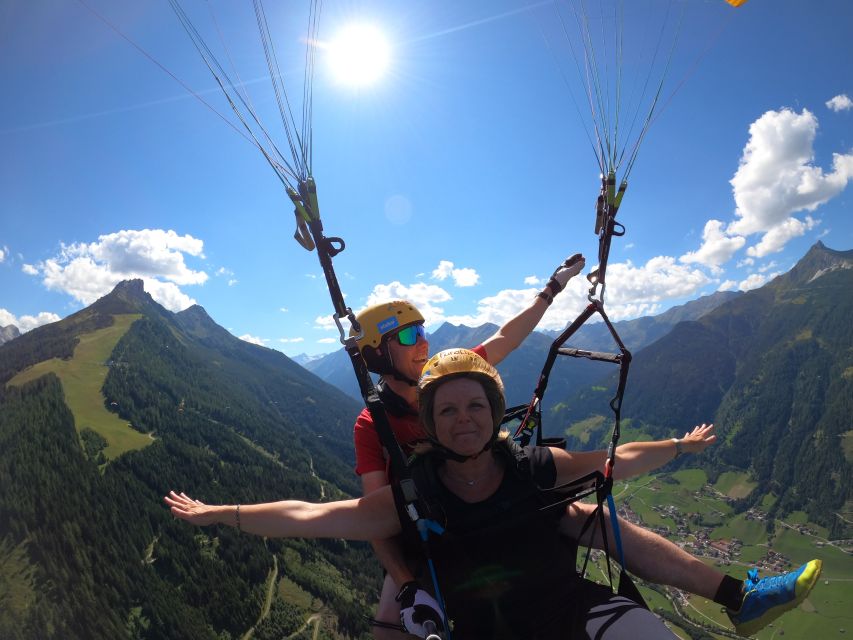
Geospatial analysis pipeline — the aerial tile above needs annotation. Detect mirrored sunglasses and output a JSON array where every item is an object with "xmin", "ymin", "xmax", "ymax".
[{"xmin": 395, "ymin": 324, "xmax": 425, "ymax": 346}]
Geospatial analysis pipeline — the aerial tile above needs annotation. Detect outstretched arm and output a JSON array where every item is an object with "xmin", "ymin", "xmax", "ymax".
[
  {"xmin": 164, "ymin": 488, "xmax": 401, "ymax": 541},
  {"xmin": 482, "ymin": 254, "xmax": 585, "ymax": 365},
  {"xmin": 551, "ymin": 423, "xmax": 717, "ymax": 484}
]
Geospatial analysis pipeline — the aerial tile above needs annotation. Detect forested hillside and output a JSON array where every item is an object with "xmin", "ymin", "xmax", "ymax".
[
  {"xmin": 0, "ymin": 280, "xmax": 378, "ymax": 640},
  {"xmin": 550, "ymin": 243, "xmax": 853, "ymax": 536}
]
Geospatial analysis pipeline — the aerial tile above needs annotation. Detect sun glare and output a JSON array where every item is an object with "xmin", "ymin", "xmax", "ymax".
[{"xmin": 327, "ymin": 23, "xmax": 390, "ymax": 87}]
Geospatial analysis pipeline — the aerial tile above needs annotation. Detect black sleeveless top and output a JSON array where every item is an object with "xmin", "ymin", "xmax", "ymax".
[{"xmin": 398, "ymin": 441, "xmax": 584, "ymax": 639}]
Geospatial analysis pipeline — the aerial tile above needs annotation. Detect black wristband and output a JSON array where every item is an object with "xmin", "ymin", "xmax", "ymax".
[{"xmin": 537, "ymin": 290, "xmax": 553, "ymax": 305}]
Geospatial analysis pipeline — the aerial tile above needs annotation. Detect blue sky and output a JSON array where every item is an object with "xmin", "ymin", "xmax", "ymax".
[{"xmin": 2, "ymin": 0, "xmax": 851, "ymax": 356}]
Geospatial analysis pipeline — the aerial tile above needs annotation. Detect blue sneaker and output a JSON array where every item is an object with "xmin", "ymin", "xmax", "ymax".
[{"xmin": 727, "ymin": 559, "xmax": 822, "ymax": 636}]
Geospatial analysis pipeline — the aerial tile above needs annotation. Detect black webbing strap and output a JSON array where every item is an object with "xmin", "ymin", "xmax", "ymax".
[{"xmin": 296, "ymin": 180, "xmax": 413, "ymax": 494}]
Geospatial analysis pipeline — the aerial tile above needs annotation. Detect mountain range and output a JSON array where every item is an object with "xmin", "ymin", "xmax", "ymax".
[
  {"xmin": 0, "ymin": 241, "xmax": 850, "ymax": 639},
  {"xmin": 303, "ymin": 290, "xmax": 741, "ymax": 406}
]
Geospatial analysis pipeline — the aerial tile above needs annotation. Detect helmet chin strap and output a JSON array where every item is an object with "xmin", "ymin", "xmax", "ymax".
[
  {"xmin": 429, "ymin": 432, "xmax": 498, "ymax": 463},
  {"xmin": 386, "ymin": 348, "xmax": 419, "ymax": 387}
]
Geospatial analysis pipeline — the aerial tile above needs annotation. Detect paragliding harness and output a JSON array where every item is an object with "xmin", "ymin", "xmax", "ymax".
[
  {"xmin": 289, "ymin": 180, "xmax": 455, "ymax": 638},
  {"xmin": 507, "ymin": 170, "xmax": 646, "ymax": 607}
]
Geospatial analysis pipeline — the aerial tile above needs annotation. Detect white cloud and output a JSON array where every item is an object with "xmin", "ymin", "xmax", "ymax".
[
  {"xmin": 22, "ymin": 263, "xmax": 38, "ymax": 275},
  {"xmin": 314, "ymin": 314, "xmax": 337, "ymax": 331},
  {"xmin": 280, "ymin": 307, "xmax": 289, "ymax": 313},
  {"xmin": 451, "ymin": 267, "xmax": 480, "ymax": 287},
  {"xmin": 717, "ymin": 280, "xmax": 738, "ymax": 292},
  {"xmin": 227, "ymin": 279, "xmax": 238, "ymax": 286},
  {"xmin": 746, "ymin": 216, "xmax": 817, "ymax": 258},
  {"xmin": 727, "ymin": 108, "xmax": 853, "ymax": 255},
  {"xmin": 738, "ymin": 271, "xmax": 781, "ymax": 292},
  {"xmin": 317, "ymin": 337, "xmax": 337, "ymax": 344},
  {"xmin": 444, "ymin": 288, "xmax": 543, "ymax": 329},
  {"xmin": 0, "ymin": 308, "xmax": 61, "ymax": 332},
  {"xmin": 440, "ymin": 255, "xmax": 711, "ymax": 331},
  {"xmin": 279, "ymin": 337, "xmax": 305, "ymax": 344},
  {"xmin": 524, "ymin": 275, "xmax": 541, "ymax": 285},
  {"xmin": 363, "ymin": 281, "xmax": 453, "ymax": 327},
  {"xmin": 430, "ymin": 260, "xmax": 480, "ymax": 287},
  {"xmin": 826, "ymin": 94, "xmax": 853, "ymax": 112},
  {"xmin": 431, "ymin": 261, "xmax": 454, "ymax": 281},
  {"xmin": 0, "ymin": 246, "xmax": 6, "ymax": 262},
  {"xmin": 239, "ymin": 334, "xmax": 266, "ymax": 346},
  {"xmin": 680, "ymin": 219, "xmax": 745, "ymax": 268},
  {"xmin": 29, "ymin": 229, "xmax": 206, "ymax": 311},
  {"xmin": 599, "ymin": 257, "xmax": 712, "ymax": 321}
]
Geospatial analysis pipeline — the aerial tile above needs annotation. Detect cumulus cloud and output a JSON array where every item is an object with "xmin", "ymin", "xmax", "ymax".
[
  {"xmin": 22, "ymin": 263, "xmax": 38, "ymax": 275},
  {"xmin": 680, "ymin": 220, "xmax": 746, "ymax": 269},
  {"xmin": 599, "ymin": 257, "xmax": 712, "ymax": 320},
  {"xmin": 278, "ymin": 337, "xmax": 304, "ymax": 344},
  {"xmin": 728, "ymin": 108, "xmax": 853, "ymax": 255},
  {"xmin": 442, "ymin": 256, "xmax": 712, "ymax": 330},
  {"xmin": 317, "ymin": 337, "xmax": 337, "ymax": 344},
  {"xmin": 430, "ymin": 260, "xmax": 480, "ymax": 287},
  {"xmin": 747, "ymin": 215, "xmax": 818, "ymax": 258},
  {"xmin": 28, "ymin": 229, "xmax": 207, "ymax": 311},
  {"xmin": 717, "ymin": 280, "xmax": 738, "ymax": 292},
  {"xmin": 0, "ymin": 246, "xmax": 6, "ymax": 262},
  {"xmin": 239, "ymin": 334, "xmax": 266, "ymax": 346},
  {"xmin": 364, "ymin": 281, "xmax": 453, "ymax": 327},
  {"xmin": 314, "ymin": 314, "xmax": 337, "ymax": 331},
  {"xmin": 444, "ymin": 287, "xmax": 544, "ymax": 329},
  {"xmin": 826, "ymin": 94, "xmax": 853, "ymax": 112},
  {"xmin": 524, "ymin": 275, "xmax": 541, "ymax": 286},
  {"xmin": 737, "ymin": 271, "xmax": 781, "ymax": 292},
  {"xmin": 0, "ymin": 308, "xmax": 61, "ymax": 332}
]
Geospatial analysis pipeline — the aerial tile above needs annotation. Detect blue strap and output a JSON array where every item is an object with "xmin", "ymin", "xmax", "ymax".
[
  {"xmin": 417, "ymin": 519, "xmax": 452, "ymax": 640},
  {"xmin": 606, "ymin": 493, "xmax": 626, "ymax": 570}
]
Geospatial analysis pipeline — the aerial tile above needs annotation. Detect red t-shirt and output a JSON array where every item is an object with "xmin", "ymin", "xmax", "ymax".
[{"xmin": 353, "ymin": 343, "xmax": 489, "ymax": 476}]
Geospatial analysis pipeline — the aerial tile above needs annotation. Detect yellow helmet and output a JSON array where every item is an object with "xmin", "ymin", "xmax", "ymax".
[
  {"xmin": 418, "ymin": 348, "xmax": 505, "ymax": 439},
  {"xmin": 352, "ymin": 300, "xmax": 425, "ymax": 374}
]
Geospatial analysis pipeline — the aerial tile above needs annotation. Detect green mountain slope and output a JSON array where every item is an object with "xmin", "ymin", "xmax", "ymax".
[
  {"xmin": 0, "ymin": 280, "xmax": 378, "ymax": 640},
  {"xmin": 552, "ymin": 242, "xmax": 853, "ymax": 536}
]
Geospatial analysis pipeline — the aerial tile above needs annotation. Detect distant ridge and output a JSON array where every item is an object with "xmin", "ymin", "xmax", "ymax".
[
  {"xmin": 0, "ymin": 323, "xmax": 20, "ymax": 346},
  {"xmin": 304, "ymin": 287, "xmax": 741, "ymax": 404}
]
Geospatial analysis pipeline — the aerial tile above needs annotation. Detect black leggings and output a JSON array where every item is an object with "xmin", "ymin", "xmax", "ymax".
[{"xmin": 574, "ymin": 582, "xmax": 677, "ymax": 640}]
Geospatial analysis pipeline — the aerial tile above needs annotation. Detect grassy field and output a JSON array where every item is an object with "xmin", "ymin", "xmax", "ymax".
[
  {"xmin": 613, "ymin": 470, "xmax": 853, "ymax": 638},
  {"xmin": 7, "ymin": 314, "xmax": 151, "ymax": 460},
  {"xmin": 714, "ymin": 470, "xmax": 757, "ymax": 499}
]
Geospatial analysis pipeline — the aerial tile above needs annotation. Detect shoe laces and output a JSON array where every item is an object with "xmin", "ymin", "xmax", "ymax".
[{"xmin": 748, "ymin": 569, "xmax": 790, "ymax": 594}]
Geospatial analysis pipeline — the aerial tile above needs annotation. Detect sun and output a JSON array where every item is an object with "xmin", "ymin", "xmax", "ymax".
[{"xmin": 326, "ymin": 23, "xmax": 390, "ymax": 87}]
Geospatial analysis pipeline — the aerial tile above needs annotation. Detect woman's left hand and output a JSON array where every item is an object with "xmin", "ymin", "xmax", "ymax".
[
  {"xmin": 679, "ymin": 423, "xmax": 716, "ymax": 453},
  {"xmin": 164, "ymin": 491, "xmax": 221, "ymax": 526}
]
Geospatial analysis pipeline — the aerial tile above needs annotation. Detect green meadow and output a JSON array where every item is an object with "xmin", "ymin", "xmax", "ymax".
[
  {"xmin": 612, "ymin": 469, "xmax": 852, "ymax": 638},
  {"xmin": 8, "ymin": 314, "xmax": 151, "ymax": 460}
]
